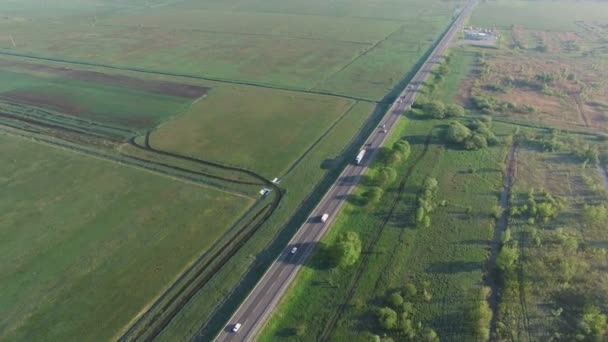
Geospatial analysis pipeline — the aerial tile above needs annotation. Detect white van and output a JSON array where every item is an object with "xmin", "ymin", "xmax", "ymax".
[{"xmin": 232, "ymin": 323, "xmax": 242, "ymax": 333}]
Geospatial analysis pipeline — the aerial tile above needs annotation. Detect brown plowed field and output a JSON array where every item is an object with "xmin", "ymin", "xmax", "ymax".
[{"xmin": 1, "ymin": 60, "xmax": 210, "ymax": 98}]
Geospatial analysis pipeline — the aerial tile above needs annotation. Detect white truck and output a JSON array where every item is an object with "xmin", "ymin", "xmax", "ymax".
[{"xmin": 355, "ymin": 149, "xmax": 366, "ymax": 165}]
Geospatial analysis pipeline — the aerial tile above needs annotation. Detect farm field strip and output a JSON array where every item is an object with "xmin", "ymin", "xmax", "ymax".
[
  {"xmin": 0, "ymin": 132, "xmax": 254, "ymax": 342},
  {"xmin": 0, "ymin": 50, "xmax": 376, "ymax": 102},
  {"xmin": 0, "ymin": 125, "xmax": 258, "ymax": 197}
]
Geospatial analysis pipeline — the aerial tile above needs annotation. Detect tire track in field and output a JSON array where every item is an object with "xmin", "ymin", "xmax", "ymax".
[
  {"xmin": 0, "ymin": 119, "xmax": 287, "ymax": 342},
  {"xmin": 119, "ymin": 132, "xmax": 285, "ymax": 342},
  {"xmin": 318, "ymin": 129, "xmax": 435, "ymax": 342}
]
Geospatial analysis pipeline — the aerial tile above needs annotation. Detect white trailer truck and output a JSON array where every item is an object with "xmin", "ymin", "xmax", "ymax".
[{"xmin": 355, "ymin": 149, "xmax": 366, "ymax": 165}]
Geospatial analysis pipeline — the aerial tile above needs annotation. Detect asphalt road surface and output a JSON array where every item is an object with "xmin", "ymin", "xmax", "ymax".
[{"xmin": 215, "ymin": 2, "xmax": 477, "ymax": 341}]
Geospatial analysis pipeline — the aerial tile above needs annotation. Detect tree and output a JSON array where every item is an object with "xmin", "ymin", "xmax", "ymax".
[
  {"xmin": 404, "ymin": 283, "xmax": 418, "ymax": 298},
  {"xmin": 393, "ymin": 140, "xmax": 411, "ymax": 160},
  {"xmin": 423, "ymin": 100, "xmax": 446, "ymax": 119},
  {"xmin": 582, "ymin": 204, "xmax": 608, "ymax": 226},
  {"xmin": 577, "ymin": 305, "xmax": 608, "ymax": 342},
  {"xmin": 445, "ymin": 104, "xmax": 465, "ymax": 117},
  {"xmin": 376, "ymin": 167, "xmax": 397, "ymax": 187},
  {"xmin": 330, "ymin": 232, "xmax": 362, "ymax": 267},
  {"xmin": 422, "ymin": 327, "xmax": 440, "ymax": 342},
  {"xmin": 464, "ymin": 134, "xmax": 488, "ymax": 150},
  {"xmin": 496, "ymin": 245, "xmax": 519, "ymax": 272},
  {"xmin": 363, "ymin": 187, "xmax": 384, "ymax": 206},
  {"xmin": 400, "ymin": 317, "xmax": 417, "ymax": 339},
  {"xmin": 376, "ymin": 307, "xmax": 398, "ymax": 330},
  {"xmin": 446, "ymin": 122, "xmax": 472, "ymax": 143},
  {"xmin": 468, "ymin": 287, "xmax": 492, "ymax": 341},
  {"xmin": 389, "ymin": 292, "xmax": 404, "ymax": 308}
]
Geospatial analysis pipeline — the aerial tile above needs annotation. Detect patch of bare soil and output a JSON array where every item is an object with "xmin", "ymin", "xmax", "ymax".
[
  {"xmin": 498, "ymin": 89, "xmax": 582, "ymax": 127},
  {"xmin": 0, "ymin": 91, "xmax": 84, "ymax": 116},
  {"xmin": 583, "ymin": 102, "xmax": 608, "ymax": 132},
  {"xmin": 3, "ymin": 60, "xmax": 209, "ymax": 98},
  {"xmin": 0, "ymin": 90, "xmax": 154, "ymax": 129}
]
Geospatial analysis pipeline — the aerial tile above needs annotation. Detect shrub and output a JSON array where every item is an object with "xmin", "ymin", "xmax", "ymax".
[
  {"xmin": 468, "ymin": 287, "xmax": 492, "ymax": 341},
  {"xmin": 582, "ymin": 204, "xmax": 608, "ymax": 226},
  {"xmin": 491, "ymin": 205, "xmax": 503, "ymax": 219},
  {"xmin": 576, "ymin": 305, "xmax": 608, "ymax": 341},
  {"xmin": 363, "ymin": 187, "xmax": 384, "ymax": 206},
  {"xmin": 330, "ymin": 232, "xmax": 362, "ymax": 267},
  {"xmin": 496, "ymin": 245, "xmax": 519, "ymax": 272},
  {"xmin": 446, "ymin": 122, "xmax": 473, "ymax": 144},
  {"xmin": 389, "ymin": 292, "xmax": 404, "ymax": 308},
  {"xmin": 393, "ymin": 140, "xmax": 411, "ymax": 160},
  {"xmin": 404, "ymin": 283, "xmax": 417, "ymax": 298},
  {"xmin": 423, "ymin": 100, "xmax": 446, "ymax": 119},
  {"xmin": 376, "ymin": 167, "xmax": 397, "ymax": 187},
  {"xmin": 376, "ymin": 307, "xmax": 398, "ymax": 330},
  {"xmin": 445, "ymin": 104, "xmax": 466, "ymax": 117}
]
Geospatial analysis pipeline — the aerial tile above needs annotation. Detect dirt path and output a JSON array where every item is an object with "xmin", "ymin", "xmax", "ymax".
[
  {"xmin": 572, "ymin": 93, "xmax": 590, "ymax": 128},
  {"xmin": 487, "ymin": 143, "xmax": 518, "ymax": 338}
]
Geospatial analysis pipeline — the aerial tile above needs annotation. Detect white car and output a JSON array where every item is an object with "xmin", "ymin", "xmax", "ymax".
[
  {"xmin": 290, "ymin": 247, "xmax": 298, "ymax": 254},
  {"xmin": 232, "ymin": 323, "xmax": 242, "ymax": 333},
  {"xmin": 321, "ymin": 213, "xmax": 329, "ymax": 223}
]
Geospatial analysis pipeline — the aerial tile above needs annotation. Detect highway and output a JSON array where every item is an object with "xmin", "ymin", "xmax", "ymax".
[{"xmin": 214, "ymin": 2, "xmax": 477, "ymax": 341}]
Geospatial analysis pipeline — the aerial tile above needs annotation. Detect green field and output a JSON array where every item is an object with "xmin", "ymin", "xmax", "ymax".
[
  {"xmin": 0, "ymin": 133, "xmax": 252, "ymax": 341},
  {"xmin": 471, "ymin": 0, "xmax": 608, "ymax": 31},
  {"xmin": 150, "ymin": 85, "xmax": 356, "ymax": 177},
  {"xmin": 259, "ymin": 47, "xmax": 515, "ymax": 341},
  {"xmin": 0, "ymin": 1, "xmax": 491, "ymax": 340},
  {"xmin": 0, "ymin": 0, "xmax": 457, "ymax": 97},
  {"xmin": 0, "ymin": 57, "xmax": 207, "ymax": 132}
]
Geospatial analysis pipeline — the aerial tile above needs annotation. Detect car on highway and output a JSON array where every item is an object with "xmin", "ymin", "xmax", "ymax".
[
  {"xmin": 321, "ymin": 213, "xmax": 329, "ymax": 223},
  {"xmin": 232, "ymin": 323, "xmax": 242, "ymax": 333},
  {"xmin": 290, "ymin": 247, "xmax": 298, "ymax": 254}
]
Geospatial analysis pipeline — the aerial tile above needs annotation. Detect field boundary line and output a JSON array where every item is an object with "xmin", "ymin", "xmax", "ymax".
[
  {"xmin": 0, "ymin": 125, "xmax": 252, "ymax": 197},
  {"xmin": 0, "ymin": 51, "xmax": 379, "ymax": 103},
  {"xmin": 95, "ymin": 23, "xmax": 372, "ymax": 46},
  {"xmin": 279, "ymin": 100, "xmax": 359, "ymax": 179},
  {"xmin": 308, "ymin": 22, "xmax": 407, "ymax": 92}
]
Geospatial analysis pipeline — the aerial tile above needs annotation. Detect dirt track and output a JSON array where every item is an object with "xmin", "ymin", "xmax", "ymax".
[{"xmin": 487, "ymin": 143, "xmax": 518, "ymax": 338}]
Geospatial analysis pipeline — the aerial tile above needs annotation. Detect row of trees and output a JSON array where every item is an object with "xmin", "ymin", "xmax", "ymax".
[
  {"xmin": 358, "ymin": 139, "xmax": 412, "ymax": 207},
  {"xmin": 415, "ymin": 177, "xmax": 440, "ymax": 228},
  {"xmin": 509, "ymin": 188, "xmax": 564, "ymax": 224},
  {"xmin": 419, "ymin": 100, "xmax": 466, "ymax": 119},
  {"xmin": 445, "ymin": 118, "xmax": 499, "ymax": 150}
]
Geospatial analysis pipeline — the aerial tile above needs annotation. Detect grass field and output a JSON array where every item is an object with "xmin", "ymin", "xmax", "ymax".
[
  {"xmin": 258, "ymin": 47, "xmax": 517, "ymax": 341},
  {"xmin": 470, "ymin": 0, "xmax": 608, "ymax": 31},
  {"xmin": 465, "ymin": 3, "xmax": 608, "ymax": 339},
  {"xmin": 0, "ymin": 0, "xmax": 457, "ymax": 97},
  {"xmin": 494, "ymin": 134, "xmax": 608, "ymax": 341},
  {"xmin": 0, "ymin": 133, "xmax": 252, "ymax": 341},
  {"xmin": 0, "ymin": 57, "xmax": 207, "ymax": 132},
  {"xmin": 150, "ymin": 85, "xmax": 356, "ymax": 177},
  {"xmin": 156, "ymin": 101, "xmax": 378, "ymax": 341},
  {"xmin": 0, "ymin": 1, "xmax": 490, "ymax": 340}
]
